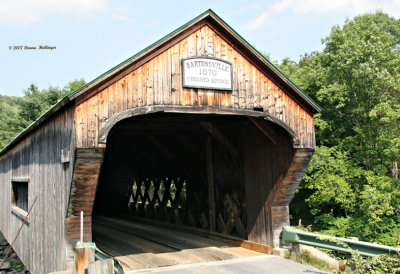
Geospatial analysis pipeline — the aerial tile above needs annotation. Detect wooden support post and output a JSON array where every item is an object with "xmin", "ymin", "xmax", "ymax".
[
  {"xmin": 75, "ymin": 247, "xmax": 86, "ymax": 274},
  {"xmin": 74, "ymin": 246, "xmax": 95, "ymax": 274},
  {"xmin": 291, "ymin": 243, "xmax": 298, "ymax": 261},
  {"xmin": 200, "ymin": 122, "xmax": 237, "ymax": 158},
  {"xmin": 206, "ymin": 136, "xmax": 216, "ymax": 232},
  {"xmin": 80, "ymin": 211, "xmax": 83, "ymax": 247},
  {"xmin": 248, "ymin": 116, "xmax": 279, "ymax": 146},
  {"xmin": 147, "ymin": 135, "xmax": 175, "ymax": 162}
]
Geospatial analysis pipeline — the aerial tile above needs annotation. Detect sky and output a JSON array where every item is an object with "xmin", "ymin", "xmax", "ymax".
[{"xmin": 1, "ymin": 0, "xmax": 399, "ymax": 97}]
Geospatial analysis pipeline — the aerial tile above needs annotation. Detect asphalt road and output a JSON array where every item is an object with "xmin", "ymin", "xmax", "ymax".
[{"xmin": 127, "ymin": 254, "xmax": 328, "ymax": 274}]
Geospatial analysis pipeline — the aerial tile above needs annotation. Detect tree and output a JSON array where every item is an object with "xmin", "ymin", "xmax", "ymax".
[
  {"xmin": 288, "ymin": 12, "xmax": 400, "ymax": 245},
  {"xmin": 17, "ymin": 79, "xmax": 86, "ymax": 129},
  {"xmin": 0, "ymin": 95, "xmax": 23, "ymax": 148},
  {"xmin": 0, "ymin": 79, "xmax": 86, "ymax": 150}
]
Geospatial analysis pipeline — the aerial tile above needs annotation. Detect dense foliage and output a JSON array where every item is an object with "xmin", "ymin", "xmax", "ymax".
[
  {"xmin": 0, "ymin": 79, "xmax": 85, "ymax": 149},
  {"xmin": 0, "ymin": 95, "xmax": 21, "ymax": 149},
  {"xmin": 282, "ymin": 12, "xmax": 400, "ymax": 246}
]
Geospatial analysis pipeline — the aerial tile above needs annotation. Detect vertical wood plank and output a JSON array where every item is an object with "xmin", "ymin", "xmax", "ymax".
[
  {"xmin": 147, "ymin": 60, "xmax": 154, "ymax": 106},
  {"xmin": 127, "ymin": 71, "xmax": 135, "ymax": 108},
  {"xmin": 118, "ymin": 78, "xmax": 127, "ymax": 113},
  {"xmin": 214, "ymin": 34, "xmax": 222, "ymax": 107},
  {"xmin": 138, "ymin": 66, "xmax": 145, "ymax": 107},
  {"xmin": 98, "ymin": 87, "xmax": 109, "ymax": 137},
  {"xmin": 189, "ymin": 32, "xmax": 198, "ymax": 105},
  {"xmin": 87, "ymin": 96, "xmax": 98, "ymax": 147},
  {"xmin": 131, "ymin": 70, "xmax": 138, "ymax": 108},
  {"xmin": 171, "ymin": 43, "xmax": 180, "ymax": 105},
  {"xmin": 207, "ymin": 25, "xmax": 214, "ymax": 56},
  {"xmin": 197, "ymin": 28, "xmax": 205, "ymax": 106},
  {"xmin": 180, "ymin": 36, "xmax": 190, "ymax": 105},
  {"xmin": 153, "ymin": 56, "xmax": 160, "ymax": 105},
  {"xmin": 75, "ymin": 105, "xmax": 83, "ymax": 147},
  {"xmin": 81, "ymin": 101, "xmax": 88, "ymax": 147},
  {"xmin": 107, "ymin": 83, "xmax": 115, "ymax": 118},
  {"xmin": 165, "ymin": 48, "xmax": 171, "ymax": 105},
  {"xmin": 220, "ymin": 38, "xmax": 230, "ymax": 107},
  {"xmin": 238, "ymin": 56, "xmax": 245, "ymax": 108},
  {"xmin": 232, "ymin": 50, "xmax": 239, "ymax": 108}
]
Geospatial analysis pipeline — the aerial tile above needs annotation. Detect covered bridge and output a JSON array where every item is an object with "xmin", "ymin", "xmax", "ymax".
[{"xmin": 0, "ymin": 10, "xmax": 320, "ymax": 273}]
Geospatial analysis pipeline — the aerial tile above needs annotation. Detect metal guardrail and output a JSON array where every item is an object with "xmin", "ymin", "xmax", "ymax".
[
  {"xmin": 282, "ymin": 226, "xmax": 400, "ymax": 257},
  {"xmin": 79, "ymin": 242, "xmax": 124, "ymax": 274},
  {"xmin": 94, "ymin": 246, "xmax": 124, "ymax": 274}
]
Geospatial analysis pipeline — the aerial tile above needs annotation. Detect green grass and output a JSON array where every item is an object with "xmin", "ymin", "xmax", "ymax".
[{"xmin": 288, "ymin": 250, "xmax": 337, "ymax": 273}]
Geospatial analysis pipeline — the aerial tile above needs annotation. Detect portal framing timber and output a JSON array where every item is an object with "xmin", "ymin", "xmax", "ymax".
[{"xmin": 98, "ymin": 105, "xmax": 299, "ymax": 146}]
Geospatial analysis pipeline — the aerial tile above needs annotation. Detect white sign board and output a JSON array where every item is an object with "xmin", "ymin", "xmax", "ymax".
[{"xmin": 182, "ymin": 57, "xmax": 233, "ymax": 91}]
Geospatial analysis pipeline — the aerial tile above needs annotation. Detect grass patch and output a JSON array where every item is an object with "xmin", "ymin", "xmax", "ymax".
[{"xmin": 296, "ymin": 250, "xmax": 336, "ymax": 273}]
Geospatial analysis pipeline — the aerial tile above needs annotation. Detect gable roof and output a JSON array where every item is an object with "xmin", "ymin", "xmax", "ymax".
[
  {"xmin": 0, "ymin": 9, "xmax": 320, "ymax": 156},
  {"xmin": 68, "ymin": 9, "xmax": 321, "ymax": 113}
]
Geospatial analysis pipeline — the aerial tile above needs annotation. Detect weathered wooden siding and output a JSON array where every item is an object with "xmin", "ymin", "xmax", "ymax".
[
  {"xmin": 243, "ymin": 122, "xmax": 295, "ymax": 245},
  {"xmin": 0, "ymin": 106, "xmax": 75, "ymax": 274},
  {"xmin": 270, "ymin": 148, "xmax": 314, "ymax": 246},
  {"xmin": 74, "ymin": 24, "xmax": 315, "ymax": 149}
]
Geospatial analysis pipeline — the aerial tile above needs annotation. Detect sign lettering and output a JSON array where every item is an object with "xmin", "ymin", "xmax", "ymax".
[{"xmin": 182, "ymin": 57, "xmax": 233, "ymax": 91}]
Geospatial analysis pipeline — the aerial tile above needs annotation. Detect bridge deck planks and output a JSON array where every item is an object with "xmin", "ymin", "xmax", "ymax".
[{"xmin": 92, "ymin": 216, "xmax": 264, "ymax": 271}]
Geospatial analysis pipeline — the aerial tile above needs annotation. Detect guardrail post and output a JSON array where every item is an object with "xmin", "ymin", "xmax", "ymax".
[
  {"xmin": 291, "ymin": 243, "xmax": 298, "ymax": 261},
  {"xmin": 74, "ymin": 243, "xmax": 95, "ymax": 274}
]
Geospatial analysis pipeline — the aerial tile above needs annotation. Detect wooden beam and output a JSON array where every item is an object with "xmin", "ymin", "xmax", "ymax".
[
  {"xmin": 174, "ymin": 134, "xmax": 202, "ymax": 155},
  {"xmin": 105, "ymin": 146, "xmax": 147, "ymax": 173},
  {"xmin": 271, "ymin": 148, "xmax": 314, "ymax": 207},
  {"xmin": 120, "ymin": 137, "xmax": 154, "ymax": 163},
  {"xmin": 146, "ymin": 135, "xmax": 175, "ymax": 163},
  {"xmin": 67, "ymin": 148, "xmax": 104, "ymax": 218},
  {"xmin": 200, "ymin": 122, "xmax": 237, "ymax": 158},
  {"xmin": 114, "ymin": 122, "xmax": 200, "ymax": 132},
  {"xmin": 74, "ymin": 246, "xmax": 95, "ymax": 274},
  {"xmin": 111, "ymin": 142, "xmax": 144, "ymax": 170},
  {"xmin": 248, "ymin": 116, "xmax": 279, "ymax": 146},
  {"xmin": 98, "ymin": 106, "xmax": 298, "ymax": 145},
  {"xmin": 206, "ymin": 136, "xmax": 216, "ymax": 232},
  {"xmin": 201, "ymin": 122, "xmax": 245, "ymax": 184}
]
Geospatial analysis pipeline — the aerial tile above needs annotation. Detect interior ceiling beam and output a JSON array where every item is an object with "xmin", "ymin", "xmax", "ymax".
[
  {"xmin": 174, "ymin": 133, "xmax": 201, "ymax": 156},
  {"xmin": 248, "ymin": 117, "xmax": 279, "ymax": 146},
  {"xmin": 146, "ymin": 135, "xmax": 176, "ymax": 163},
  {"xmin": 200, "ymin": 122, "xmax": 238, "ymax": 158},
  {"xmin": 113, "ymin": 130, "xmax": 196, "ymax": 137},
  {"xmin": 115, "ymin": 122, "xmax": 200, "ymax": 132},
  {"xmin": 118, "ymin": 137, "xmax": 154, "ymax": 164},
  {"xmin": 109, "ymin": 141, "xmax": 146, "ymax": 171}
]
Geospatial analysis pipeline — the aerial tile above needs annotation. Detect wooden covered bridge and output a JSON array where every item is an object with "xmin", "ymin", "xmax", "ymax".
[{"xmin": 0, "ymin": 10, "xmax": 320, "ymax": 273}]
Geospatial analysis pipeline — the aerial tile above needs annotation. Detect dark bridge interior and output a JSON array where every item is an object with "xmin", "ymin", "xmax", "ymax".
[
  {"xmin": 93, "ymin": 113, "xmax": 250, "ymax": 236},
  {"xmin": 92, "ymin": 113, "xmax": 294, "ymax": 270}
]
